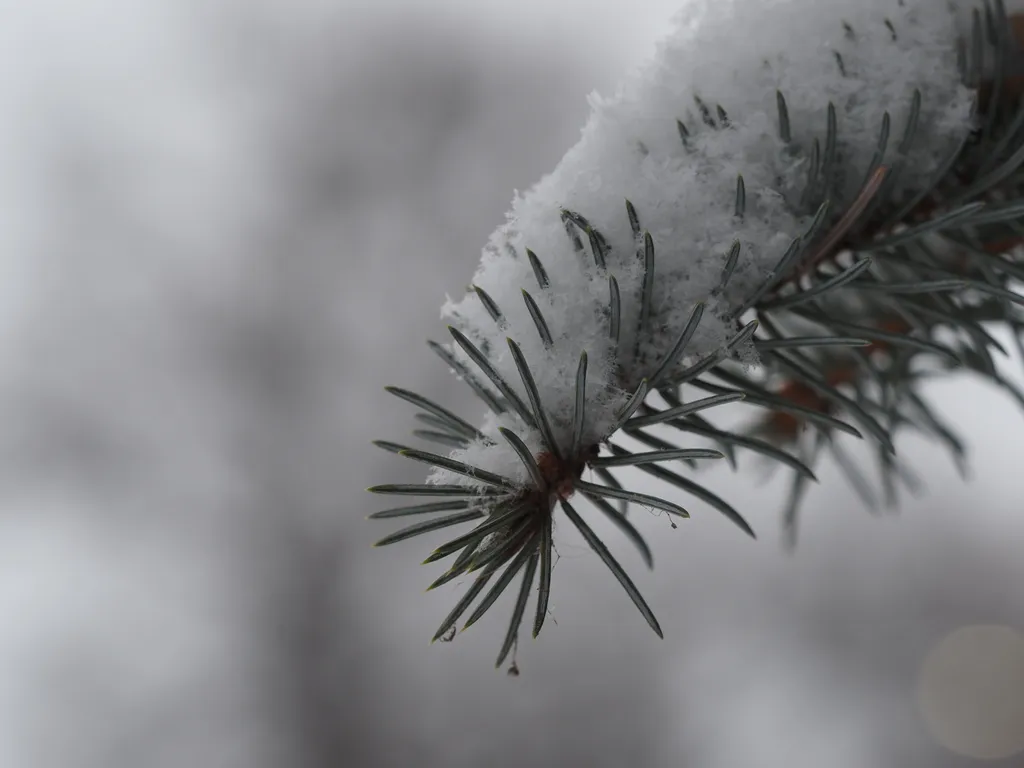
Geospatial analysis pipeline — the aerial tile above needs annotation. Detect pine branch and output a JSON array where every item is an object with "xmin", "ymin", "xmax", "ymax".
[{"xmin": 367, "ymin": 0, "xmax": 1024, "ymax": 671}]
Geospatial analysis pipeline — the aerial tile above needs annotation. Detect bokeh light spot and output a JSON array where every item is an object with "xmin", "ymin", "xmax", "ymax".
[{"xmin": 916, "ymin": 624, "xmax": 1024, "ymax": 760}]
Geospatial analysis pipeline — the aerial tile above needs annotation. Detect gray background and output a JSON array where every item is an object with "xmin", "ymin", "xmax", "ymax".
[{"xmin": 0, "ymin": 1, "xmax": 1022, "ymax": 766}]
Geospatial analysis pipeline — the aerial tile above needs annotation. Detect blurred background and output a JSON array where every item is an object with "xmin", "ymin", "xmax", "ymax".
[{"xmin": 1, "ymin": 1, "xmax": 1023, "ymax": 766}]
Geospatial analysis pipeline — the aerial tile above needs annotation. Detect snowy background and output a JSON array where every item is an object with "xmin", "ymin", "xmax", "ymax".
[{"xmin": 0, "ymin": 1, "xmax": 1022, "ymax": 766}]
